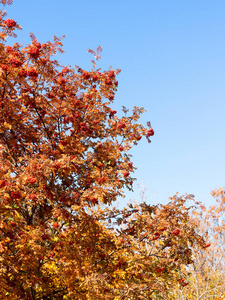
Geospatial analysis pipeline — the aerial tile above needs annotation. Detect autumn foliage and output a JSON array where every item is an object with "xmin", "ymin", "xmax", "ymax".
[
  {"xmin": 172, "ymin": 188, "xmax": 225, "ymax": 300},
  {"xmin": 0, "ymin": 1, "xmax": 210, "ymax": 299}
]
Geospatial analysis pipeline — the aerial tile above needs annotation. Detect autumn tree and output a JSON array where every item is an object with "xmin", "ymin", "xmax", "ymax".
[
  {"xmin": 172, "ymin": 188, "xmax": 225, "ymax": 300},
  {"xmin": 0, "ymin": 1, "xmax": 207, "ymax": 299}
]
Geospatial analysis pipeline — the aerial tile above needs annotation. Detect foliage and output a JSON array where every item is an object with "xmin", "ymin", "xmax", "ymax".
[
  {"xmin": 171, "ymin": 188, "xmax": 225, "ymax": 300},
  {"xmin": 0, "ymin": 1, "xmax": 206, "ymax": 299}
]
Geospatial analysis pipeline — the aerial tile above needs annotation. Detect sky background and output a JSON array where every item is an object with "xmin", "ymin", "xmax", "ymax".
[{"xmin": 4, "ymin": 0, "xmax": 225, "ymax": 206}]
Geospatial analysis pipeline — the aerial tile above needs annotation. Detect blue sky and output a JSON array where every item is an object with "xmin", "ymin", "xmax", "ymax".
[{"xmin": 4, "ymin": 0, "xmax": 225, "ymax": 206}]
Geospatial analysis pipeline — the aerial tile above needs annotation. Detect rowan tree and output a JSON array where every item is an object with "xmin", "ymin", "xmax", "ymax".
[{"xmin": 0, "ymin": 1, "xmax": 207, "ymax": 299}]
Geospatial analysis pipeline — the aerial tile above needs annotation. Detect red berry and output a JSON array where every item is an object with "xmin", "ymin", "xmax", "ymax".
[
  {"xmin": 82, "ymin": 71, "xmax": 91, "ymax": 79},
  {"xmin": 108, "ymin": 71, "xmax": 115, "ymax": 78},
  {"xmin": 117, "ymin": 122, "xmax": 126, "ymax": 129},
  {"xmin": 92, "ymin": 75, "xmax": 98, "ymax": 81},
  {"xmin": 4, "ymin": 19, "xmax": 17, "ymax": 28},
  {"xmin": 27, "ymin": 68, "xmax": 38, "ymax": 78},
  {"xmin": 109, "ymin": 110, "xmax": 117, "ymax": 117},
  {"xmin": 28, "ymin": 46, "xmax": 40, "ymax": 59},
  {"xmin": 27, "ymin": 177, "xmax": 37, "ymax": 184},
  {"xmin": 105, "ymin": 79, "xmax": 112, "ymax": 85},
  {"xmin": 147, "ymin": 128, "xmax": 154, "ymax": 137},
  {"xmin": 123, "ymin": 171, "xmax": 130, "ymax": 178},
  {"xmin": 172, "ymin": 229, "xmax": 180, "ymax": 236},
  {"xmin": 0, "ymin": 180, "xmax": 7, "ymax": 188}
]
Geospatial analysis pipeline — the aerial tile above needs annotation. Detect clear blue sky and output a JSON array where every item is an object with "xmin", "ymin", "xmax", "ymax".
[{"xmin": 4, "ymin": 0, "xmax": 225, "ymax": 206}]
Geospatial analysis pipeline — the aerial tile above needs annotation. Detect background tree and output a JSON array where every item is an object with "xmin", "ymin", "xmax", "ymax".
[
  {"xmin": 0, "ymin": 1, "xmax": 206, "ymax": 299},
  {"xmin": 172, "ymin": 188, "xmax": 225, "ymax": 300}
]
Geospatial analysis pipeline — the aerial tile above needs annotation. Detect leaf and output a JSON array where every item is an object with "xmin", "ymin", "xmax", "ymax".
[
  {"xmin": 91, "ymin": 60, "xmax": 96, "ymax": 69},
  {"xmin": 87, "ymin": 48, "xmax": 96, "ymax": 55},
  {"xmin": 96, "ymin": 45, "xmax": 103, "ymax": 54}
]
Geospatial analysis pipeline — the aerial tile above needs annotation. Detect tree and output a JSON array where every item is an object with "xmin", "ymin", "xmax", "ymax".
[
  {"xmin": 0, "ymin": 1, "xmax": 206, "ymax": 299},
  {"xmin": 171, "ymin": 188, "xmax": 225, "ymax": 300}
]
